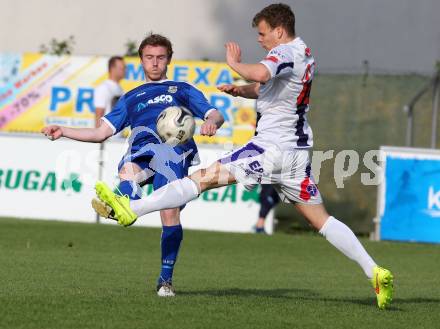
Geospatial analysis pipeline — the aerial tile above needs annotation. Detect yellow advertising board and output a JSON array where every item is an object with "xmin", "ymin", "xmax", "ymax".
[{"xmin": 0, "ymin": 53, "xmax": 256, "ymax": 145}]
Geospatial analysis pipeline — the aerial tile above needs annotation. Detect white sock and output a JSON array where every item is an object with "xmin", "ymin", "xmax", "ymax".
[
  {"xmin": 130, "ymin": 177, "xmax": 200, "ymax": 217},
  {"xmin": 319, "ymin": 216, "xmax": 376, "ymax": 278}
]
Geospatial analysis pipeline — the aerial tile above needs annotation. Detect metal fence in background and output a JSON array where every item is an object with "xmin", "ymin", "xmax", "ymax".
[{"xmin": 276, "ymin": 71, "xmax": 440, "ymax": 234}]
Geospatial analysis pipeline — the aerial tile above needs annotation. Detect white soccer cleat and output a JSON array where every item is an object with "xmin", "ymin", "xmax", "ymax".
[{"xmin": 156, "ymin": 282, "xmax": 176, "ymax": 297}]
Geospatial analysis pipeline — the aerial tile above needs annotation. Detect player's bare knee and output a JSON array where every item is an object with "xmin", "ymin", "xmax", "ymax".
[
  {"xmin": 314, "ymin": 212, "xmax": 330, "ymax": 230},
  {"xmin": 118, "ymin": 172, "xmax": 131, "ymax": 181},
  {"xmin": 119, "ymin": 163, "xmax": 145, "ymax": 182},
  {"xmin": 295, "ymin": 203, "xmax": 329, "ymax": 231},
  {"xmin": 309, "ymin": 216, "xmax": 328, "ymax": 230},
  {"xmin": 160, "ymin": 208, "xmax": 180, "ymax": 226}
]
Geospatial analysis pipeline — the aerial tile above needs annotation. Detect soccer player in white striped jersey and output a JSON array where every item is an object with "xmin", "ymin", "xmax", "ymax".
[{"xmin": 95, "ymin": 3, "xmax": 394, "ymax": 309}]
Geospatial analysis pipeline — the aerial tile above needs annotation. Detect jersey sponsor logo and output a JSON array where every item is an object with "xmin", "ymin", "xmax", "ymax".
[
  {"xmin": 249, "ymin": 160, "xmax": 264, "ymax": 173},
  {"xmin": 242, "ymin": 160, "xmax": 265, "ymax": 180},
  {"xmin": 148, "ymin": 94, "xmax": 173, "ymax": 105},
  {"xmin": 305, "ymin": 47, "xmax": 312, "ymax": 57},
  {"xmin": 136, "ymin": 94, "xmax": 174, "ymax": 111}
]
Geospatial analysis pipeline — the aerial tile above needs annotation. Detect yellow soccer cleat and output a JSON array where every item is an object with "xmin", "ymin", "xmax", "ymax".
[
  {"xmin": 371, "ymin": 266, "xmax": 394, "ymax": 310},
  {"xmin": 94, "ymin": 181, "xmax": 138, "ymax": 227}
]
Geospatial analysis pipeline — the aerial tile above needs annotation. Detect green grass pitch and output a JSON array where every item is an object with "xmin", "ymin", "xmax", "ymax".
[{"xmin": 1, "ymin": 218, "xmax": 439, "ymax": 329}]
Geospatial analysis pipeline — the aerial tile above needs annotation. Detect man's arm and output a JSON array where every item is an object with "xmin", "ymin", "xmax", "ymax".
[
  {"xmin": 225, "ymin": 42, "xmax": 271, "ymax": 83},
  {"xmin": 95, "ymin": 107, "xmax": 105, "ymax": 127},
  {"xmin": 200, "ymin": 110, "xmax": 224, "ymax": 136},
  {"xmin": 41, "ymin": 120, "xmax": 114, "ymax": 143},
  {"xmin": 218, "ymin": 83, "xmax": 260, "ymax": 99}
]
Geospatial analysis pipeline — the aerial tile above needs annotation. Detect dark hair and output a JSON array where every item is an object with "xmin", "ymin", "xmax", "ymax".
[
  {"xmin": 138, "ymin": 33, "xmax": 174, "ymax": 59},
  {"xmin": 108, "ymin": 56, "xmax": 124, "ymax": 71},
  {"xmin": 252, "ymin": 3, "xmax": 295, "ymax": 37}
]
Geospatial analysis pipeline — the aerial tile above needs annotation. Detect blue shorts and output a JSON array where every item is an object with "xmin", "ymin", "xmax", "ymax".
[{"xmin": 117, "ymin": 142, "xmax": 196, "ymax": 191}]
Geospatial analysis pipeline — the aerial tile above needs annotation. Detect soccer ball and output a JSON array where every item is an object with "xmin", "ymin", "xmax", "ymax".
[{"xmin": 156, "ymin": 106, "xmax": 196, "ymax": 145}]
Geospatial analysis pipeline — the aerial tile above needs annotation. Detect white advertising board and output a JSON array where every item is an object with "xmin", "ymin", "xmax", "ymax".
[
  {"xmin": 0, "ymin": 134, "xmax": 99, "ymax": 222},
  {"xmin": 0, "ymin": 135, "xmax": 273, "ymax": 234}
]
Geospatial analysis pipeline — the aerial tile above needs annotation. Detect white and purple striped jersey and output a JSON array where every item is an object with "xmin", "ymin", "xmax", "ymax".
[{"xmin": 256, "ymin": 37, "xmax": 315, "ymax": 149}]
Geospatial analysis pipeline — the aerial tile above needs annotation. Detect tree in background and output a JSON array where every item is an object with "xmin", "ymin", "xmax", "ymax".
[
  {"xmin": 124, "ymin": 39, "xmax": 138, "ymax": 57},
  {"xmin": 40, "ymin": 36, "xmax": 75, "ymax": 55}
]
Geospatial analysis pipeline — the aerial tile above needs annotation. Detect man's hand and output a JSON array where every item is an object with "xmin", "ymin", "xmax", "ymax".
[
  {"xmin": 224, "ymin": 41, "xmax": 270, "ymax": 84},
  {"xmin": 41, "ymin": 125, "xmax": 63, "ymax": 141},
  {"xmin": 218, "ymin": 84, "xmax": 240, "ymax": 97},
  {"xmin": 200, "ymin": 120, "xmax": 218, "ymax": 136},
  {"xmin": 200, "ymin": 110, "xmax": 225, "ymax": 136},
  {"xmin": 225, "ymin": 42, "xmax": 241, "ymax": 67}
]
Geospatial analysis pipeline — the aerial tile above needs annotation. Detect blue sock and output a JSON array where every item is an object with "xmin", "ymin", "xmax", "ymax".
[
  {"xmin": 159, "ymin": 224, "xmax": 183, "ymax": 284},
  {"xmin": 117, "ymin": 180, "xmax": 142, "ymax": 200}
]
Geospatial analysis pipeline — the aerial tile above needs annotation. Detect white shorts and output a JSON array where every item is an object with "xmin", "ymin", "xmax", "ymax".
[{"xmin": 219, "ymin": 139, "xmax": 322, "ymax": 204}]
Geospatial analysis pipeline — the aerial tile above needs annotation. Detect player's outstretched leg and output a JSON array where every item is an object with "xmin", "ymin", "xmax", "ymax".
[
  {"xmin": 319, "ymin": 216, "xmax": 394, "ymax": 309},
  {"xmin": 95, "ymin": 177, "xmax": 199, "ymax": 225},
  {"xmin": 95, "ymin": 181, "xmax": 138, "ymax": 226},
  {"xmin": 98, "ymin": 162, "xmax": 235, "ymax": 222},
  {"xmin": 95, "ymin": 177, "xmax": 200, "ymax": 223},
  {"xmin": 296, "ymin": 203, "xmax": 394, "ymax": 309}
]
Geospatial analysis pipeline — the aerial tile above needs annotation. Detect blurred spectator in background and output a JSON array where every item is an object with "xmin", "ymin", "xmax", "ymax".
[
  {"xmin": 94, "ymin": 56, "xmax": 125, "ymax": 127},
  {"xmin": 255, "ymin": 185, "xmax": 279, "ymax": 234}
]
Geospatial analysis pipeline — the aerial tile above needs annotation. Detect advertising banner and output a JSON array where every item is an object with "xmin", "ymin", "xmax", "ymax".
[
  {"xmin": 377, "ymin": 146, "xmax": 440, "ymax": 243},
  {"xmin": 0, "ymin": 134, "xmax": 99, "ymax": 222},
  {"xmin": 0, "ymin": 135, "xmax": 272, "ymax": 234},
  {"xmin": 0, "ymin": 53, "xmax": 256, "ymax": 145}
]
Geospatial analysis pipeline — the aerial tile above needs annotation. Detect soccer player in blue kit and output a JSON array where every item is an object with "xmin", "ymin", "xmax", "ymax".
[{"xmin": 42, "ymin": 34, "xmax": 225, "ymax": 297}]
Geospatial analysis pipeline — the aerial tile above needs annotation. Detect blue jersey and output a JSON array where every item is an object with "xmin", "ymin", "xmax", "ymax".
[
  {"xmin": 102, "ymin": 80, "xmax": 215, "ymax": 192},
  {"xmin": 103, "ymin": 80, "xmax": 215, "ymax": 153}
]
